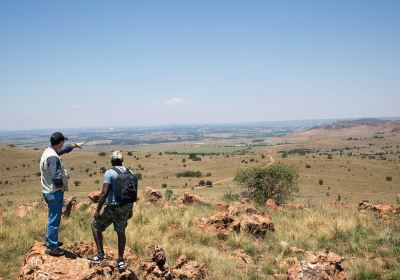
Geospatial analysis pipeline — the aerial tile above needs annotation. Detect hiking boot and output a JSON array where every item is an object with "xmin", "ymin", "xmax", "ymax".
[
  {"xmin": 45, "ymin": 247, "xmax": 65, "ymax": 257},
  {"xmin": 91, "ymin": 252, "xmax": 107, "ymax": 263},
  {"xmin": 43, "ymin": 241, "xmax": 63, "ymax": 247},
  {"xmin": 117, "ymin": 259, "xmax": 126, "ymax": 271}
]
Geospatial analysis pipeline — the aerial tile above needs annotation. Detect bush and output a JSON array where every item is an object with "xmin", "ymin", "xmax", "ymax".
[
  {"xmin": 198, "ymin": 180, "xmax": 206, "ymax": 186},
  {"xmin": 161, "ymin": 183, "xmax": 168, "ymax": 188},
  {"xmin": 386, "ymin": 176, "xmax": 392, "ymax": 182},
  {"xmin": 127, "ymin": 151, "xmax": 133, "ymax": 156},
  {"xmin": 176, "ymin": 170, "xmax": 202, "ymax": 178},
  {"xmin": 223, "ymin": 191, "xmax": 240, "ymax": 202},
  {"xmin": 234, "ymin": 163, "xmax": 298, "ymax": 205},
  {"xmin": 165, "ymin": 189, "xmax": 173, "ymax": 201},
  {"xmin": 205, "ymin": 180, "xmax": 213, "ymax": 187},
  {"xmin": 319, "ymin": 179, "xmax": 324, "ymax": 185},
  {"xmin": 74, "ymin": 180, "xmax": 81, "ymax": 186},
  {"xmin": 136, "ymin": 173, "xmax": 142, "ymax": 180},
  {"xmin": 98, "ymin": 152, "xmax": 106, "ymax": 156},
  {"xmin": 305, "ymin": 164, "xmax": 311, "ymax": 168}
]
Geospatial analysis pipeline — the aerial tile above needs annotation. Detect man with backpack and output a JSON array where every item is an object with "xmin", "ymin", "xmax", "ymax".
[{"xmin": 91, "ymin": 151, "xmax": 138, "ymax": 270}]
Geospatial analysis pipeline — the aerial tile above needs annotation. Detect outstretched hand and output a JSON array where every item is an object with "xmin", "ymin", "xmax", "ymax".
[{"xmin": 74, "ymin": 142, "xmax": 84, "ymax": 149}]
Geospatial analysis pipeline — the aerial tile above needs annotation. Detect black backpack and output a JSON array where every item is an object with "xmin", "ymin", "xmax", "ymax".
[{"xmin": 113, "ymin": 167, "xmax": 138, "ymax": 203}]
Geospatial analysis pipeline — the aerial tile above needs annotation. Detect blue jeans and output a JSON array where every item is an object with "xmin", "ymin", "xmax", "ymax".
[{"xmin": 43, "ymin": 191, "xmax": 64, "ymax": 249}]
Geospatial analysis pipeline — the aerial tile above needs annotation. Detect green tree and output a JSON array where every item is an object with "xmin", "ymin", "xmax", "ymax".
[{"xmin": 234, "ymin": 163, "xmax": 298, "ymax": 205}]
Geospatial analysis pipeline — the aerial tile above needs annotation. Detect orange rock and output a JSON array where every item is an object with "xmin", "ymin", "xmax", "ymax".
[
  {"xmin": 266, "ymin": 199, "xmax": 282, "ymax": 211},
  {"xmin": 182, "ymin": 192, "xmax": 205, "ymax": 204},
  {"xmin": 18, "ymin": 242, "xmax": 138, "ymax": 280},
  {"xmin": 88, "ymin": 191, "xmax": 101, "ymax": 203},
  {"xmin": 172, "ymin": 255, "xmax": 207, "ymax": 279},
  {"xmin": 287, "ymin": 250, "xmax": 346, "ymax": 280}
]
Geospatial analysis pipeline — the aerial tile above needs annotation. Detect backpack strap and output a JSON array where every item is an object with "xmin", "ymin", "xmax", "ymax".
[{"xmin": 113, "ymin": 167, "xmax": 131, "ymax": 174}]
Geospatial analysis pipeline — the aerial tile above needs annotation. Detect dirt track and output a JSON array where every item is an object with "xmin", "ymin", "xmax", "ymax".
[{"xmin": 214, "ymin": 154, "xmax": 274, "ymax": 185}]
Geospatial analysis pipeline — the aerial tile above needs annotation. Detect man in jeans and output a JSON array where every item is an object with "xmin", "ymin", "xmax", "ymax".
[
  {"xmin": 40, "ymin": 132, "xmax": 83, "ymax": 256},
  {"xmin": 91, "ymin": 151, "xmax": 135, "ymax": 270}
]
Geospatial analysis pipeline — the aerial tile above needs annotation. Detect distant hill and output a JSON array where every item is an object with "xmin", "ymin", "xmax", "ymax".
[{"xmin": 311, "ymin": 118, "xmax": 389, "ymax": 130}]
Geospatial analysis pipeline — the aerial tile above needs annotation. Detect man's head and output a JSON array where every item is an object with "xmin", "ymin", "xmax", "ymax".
[
  {"xmin": 111, "ymin": 150, "xmax": 123, "ymax": 166},
  {"xmin": 50, "ymin": 132, "xmax": 68, "ymax": 151}
]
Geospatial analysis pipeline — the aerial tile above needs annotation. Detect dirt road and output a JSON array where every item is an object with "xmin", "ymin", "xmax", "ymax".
[{"xmin": 214, "ymin": 154, "xmax": 274, "ymax": 185}]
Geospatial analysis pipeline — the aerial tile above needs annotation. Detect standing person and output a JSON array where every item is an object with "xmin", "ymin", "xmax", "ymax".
[
  {"xmin": 40, "ymin": 132, "xmax": 84, "ymax": 256},
  {"xmin": 91, "ymin": 151, "xmax": 137, "ymax": 270}
]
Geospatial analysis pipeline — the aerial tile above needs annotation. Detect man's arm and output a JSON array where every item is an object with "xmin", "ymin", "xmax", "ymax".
[
  {"xmin": 58, "ymin": 142, "xmax": 84, "ymax": 156},
  {"xmin": 94, "ymin": 183, "xmax": 110, "ymax": 220}
]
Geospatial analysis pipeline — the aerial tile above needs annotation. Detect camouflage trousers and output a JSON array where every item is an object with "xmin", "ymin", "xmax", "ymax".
[{"xmin": 92, "ymin": 203, "xmax": 133, "ymax": 233}]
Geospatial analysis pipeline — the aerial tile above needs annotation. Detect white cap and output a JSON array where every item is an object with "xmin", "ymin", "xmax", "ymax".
[{"xmin": 111, "ymin": 150, "xmax": 123, "ymax": 160}]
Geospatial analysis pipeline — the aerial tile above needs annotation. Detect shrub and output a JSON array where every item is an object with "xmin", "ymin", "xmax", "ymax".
[
  {"xmin": 165, "ymin": 189, "xmax": 173, "ymax": 201},
  {"xmin": 94, "ymin": 179, "xmax": 100, "ymax": 184},
  {"xmin": 205, "ymin": 180, "xmax": 213, "ymax": 187},
  {"xmin": 136, "ymin": 173, "xmax": 142, "ymax": 180},
  {"xmin": 223, "ymin": 191, "xmax": 240, "ymax": 202},
  {"xmin": 35, "ymin": 171, "xmax": 41, "ymax": 177},
  {"xmin": 176, "ymin": 170, "xmax": 202, "ymax": 178},
  {"xmin": 182, "ymin": 158, "xmax": 186, "ymax": 163},
  {"xmin": 386, "ymin": 176, "xmax": 392, "ymax": 182},
  {"xmin": 98, "ymin": 152, "xmax": 107, "ymax": 156},
  {"xmin": 305, "ymin": 164, "xmax": 311, "ymax": 168},
  {"xmin": 100, "ymin": 167, "xmax": 107, "ymax": 174},
  {"xmin": 198, "ymin": 180, "xmax": 206, "ymax": 186},
  {"xmin": 93, "ymin": 160, "xmax": 97, "ymax": 164},
  {"xmin": 127, "ymin": 151, "xmax": 133, "ymax": 156},
  {"xmin": 319, "ymin": 179, "xmax": 324, "ymax": 185},
  {"xmin": 74, "ymin": 180, "xmax": 81, "ymax": 186},
  {"xmin": 161, "ymin": 183, "xmax": 168, "ymax": 188},
  {"xmin": 234, "ymin": 163, "xmax": 298, "ymax": 205}
]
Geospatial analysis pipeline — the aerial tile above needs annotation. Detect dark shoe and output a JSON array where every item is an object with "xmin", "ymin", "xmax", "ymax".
[
  {"xmin": 117, "ymin": 259, "xmax": 126, "ymax": 271},
  {"xmin": 44, "ymin": 241, "xmax": 63, "ymax": 247},
  {"xmin": 91, "ymin": 252, "xmax": 106, "ymax": 263},
  {"xmin": 45, "ymin": 247, "xmax": 65, "ymax": 257}
]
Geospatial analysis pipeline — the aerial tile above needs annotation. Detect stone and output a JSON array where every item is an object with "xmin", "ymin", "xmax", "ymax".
[
  {"xmin": 182, "ymin": 193, "xmax": 205, "ymax": 204},
  {"xmin": 287, "ymin": 250, "xmax": 346, "ymax": 280},
  {"xmin": 172, "ymin": 255, "xmax": 207, "ymax": 279},
  {"xmin": 144, "ymin": 187, "xmax": 163, "ymax": 203},
  {"xmin": 63, "ymin": 196, "xmax": 77, "ymax": 217},
  {"xmin": 88, "ymin": 191, "xmax": 101, "ymax": 203}
]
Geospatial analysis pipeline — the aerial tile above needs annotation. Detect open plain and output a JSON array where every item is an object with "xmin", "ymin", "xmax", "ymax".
[{"xmin": 1, "ymin": 119, "xmax": 400, "ymax": 279}]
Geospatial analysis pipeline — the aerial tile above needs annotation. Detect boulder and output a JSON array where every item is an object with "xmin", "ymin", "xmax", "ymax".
[
  {"xmin": 197, "ymin": 212, "xmax": 235, "ymax": 238},
  {"xmin": 266, "ymin": 199, "xmax": 282, "ymax": 211},
  {"xmin": 63, "ymin": 196, "xmax": 77, "ymax": 217},
  {"xmin": 172, "ymin": 255, "xmax": 207, "ymax": 279},
  {"xmin": 287, "ymin": 250, "xmax": 345, "ymax": 280},
  {"xmin": 198, "ymin": 212, "xmax": 274, "ymax": 239},
  {"xmin": 144, "ymin": 187, "xmax": 163, "ymax": 203},
  {"xmin": 182, "ymin": 193, "xmax": 205, "ymax": 205},
  {"xmin": 140, "ymin": 244, "xmax": 172, "ymax": 280},
  {"xmin": 16, "ymin": 202, "xmax": 41, "ymax": 218},
  {"xmin": 18, "ymin": 241, "xmax": 138, "ymax": 280},
  {"xmin": 358, "ymin": 200, "xmax": 397, "ymax": 214},
  {"xmin": 231, "ymin": 214, "xmax": 275, "ymax": 238}
]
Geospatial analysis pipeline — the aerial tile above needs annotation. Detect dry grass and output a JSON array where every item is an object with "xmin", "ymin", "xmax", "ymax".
[{"xmin": 1, "ymin": 199, "xmax": 400, "ymax": 279}]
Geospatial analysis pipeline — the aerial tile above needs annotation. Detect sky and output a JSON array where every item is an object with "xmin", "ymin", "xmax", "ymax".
[{"xmin": 0, "ymin": 0, "xmax": 399, "ymax": 130}]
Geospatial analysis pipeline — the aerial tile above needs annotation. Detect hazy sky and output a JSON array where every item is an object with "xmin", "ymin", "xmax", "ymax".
[{"xmin": 0, "ymin": 1, "xmax": 399, "ymax": 130}]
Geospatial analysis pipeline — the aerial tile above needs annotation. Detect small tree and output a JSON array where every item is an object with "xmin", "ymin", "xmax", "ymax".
[{"xmin": 234, "ymin": 163, "xmax": 298, "ymax": 205}]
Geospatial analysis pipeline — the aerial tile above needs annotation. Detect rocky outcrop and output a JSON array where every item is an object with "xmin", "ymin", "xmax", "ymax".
[
  {"xmin": 172, "ymin": 255, "xmax": 207, "ymax": 279},
  {"xmin": 63, "ymin": 196, "xmax": 77, "ymax": 217},
  {"xmin": 198, "ymin": 211, "xmax": 274, "ymax": 239},
  {"xmin": 358, "ymin": 200, "xmax": 397, "ymax": 215},
  {"xmin": 88, "ymin": 191, "xmax": 101, "ymax": 203},
  {"xmin": 181, "ymin": 193, "xmax": 205, "ymax": 205},
  {"xmin": 19, "ymin": 241, "xmax": 206, "ymax": 280},
  {"xmin": 16, "ymin": 202, "xmax": 42, "ymax": 218},
  {"xmin": 287, "ymin": 250, "xmax": 345, "ymax": 280},
  {"xmin": 144, "ymin": 187, "xmax": 163, "ymax": 203},
  {"xmin": 18, "ymin": 241, "xmax": 137, "ymax": 280}
]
